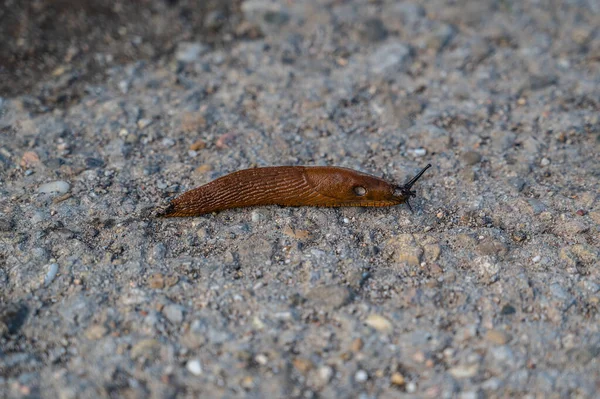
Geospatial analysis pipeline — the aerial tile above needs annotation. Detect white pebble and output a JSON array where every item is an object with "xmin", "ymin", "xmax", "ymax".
[
  {"xmin": 44, "ymin": 263, "xmax": 59, "ymax": 287},
  {"xmin": 532, "ymin": 255, "xmax": 541, "ymax": 263},
  {"xmin": 162, "ymin": 138, "xmax": 176, "ymax": 147},
  {"xmin": 343, "ymin": 218, "xmax": 350, "ymax": 224},
  {"xmin": 413, "ymin": 148, "xmax": 427, "ymax": 157},
  {"xmin": 255, "ymin": 354, "xmax": 268, "ymax": 365},
  {"xmin": 406, "ymin": 381, "xmax": 417, "ymax": 393},
  {"xmin": 319, "ymin": 366, "xmax": 333, "ymax": 383},
  {"xmin": 186, "ymin": 359, "xmax": 203, "ymax": 376},
  {"xmin": 540, "ymin": 158, "xmax": 550, "ymax": 166},
  {"xmin": 355, "ymin": 370, "xmax": 368, "ymax": 383},
  {"xmin": 38, "ymin": 181, "xmax": 70, "ymax": 195}
]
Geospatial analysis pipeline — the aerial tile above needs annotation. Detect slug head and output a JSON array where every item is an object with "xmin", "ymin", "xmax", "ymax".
[
  {"xmin": 392, "ymin": 164, "xmax": 432, "ymax": 210},
  {"xmin": 304, "ymin": 164, "xmax": 431, "ymax": 207}
]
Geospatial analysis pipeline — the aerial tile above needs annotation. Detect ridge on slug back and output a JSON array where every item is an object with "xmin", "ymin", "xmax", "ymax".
[{"xmin": 155, "ymin": 164, "xmax": 432, "ymax": 217}]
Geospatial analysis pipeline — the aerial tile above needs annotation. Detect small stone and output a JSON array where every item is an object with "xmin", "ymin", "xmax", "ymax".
[
  {"xmin": 413, "ymin": 148, "xmax": 427, "ymax": 157},
  {"xmin": 355, "ymin": 370, "xmax": 368, "ymax": 383},
  {"xmin": 292, "ymin": 358, "xmax": 313, "ymax": 374},
  {"xmin": 532, "ymin": 255, "xmax": 541, "ymax": 263},
  {"xmin": 351, "ymin": 338, "xmax": 364, "ymax": 352},
  {"xmin": 485, "ymin": 329, "xmax": 511, "ymax": 345},
  {"xmin": 163, "ymin": 304, "xmax": 184, "ymax": 324},
  {"xmin": 386, "ymin": 234, "xmax": 423, "ymax": 266},
  {"xmin": 361, "ymin": 18, "xmax": 388, "ymax": 42},
  {"xmin": 175, "ymin": 42, "xmax": 209, "ymax": 62},
  {"xmin": 370, "ymin": 42, "xmax": 412, "ymax": 75},
  {"xmin": 148, "ymin": 273, "xmax": 165, "ymax": 289},
  {"xmin": 540, "ymin": 157, "xmax": 550, "ymax": 166},
  {"xmin": 85, "ymin": 157, "xmax": 105, "ymax": 169},
  {"xmin": 38, "ymin": 181, "xmax": 70, "ymax": 195},
  {"xmin": 263, "ymin": 10, "xmax": 290, "ymax": 26},
  {"xmin": 137, "ymin": 118, "xmax": 152, "ymax": 129},
  {"xmin": 85, "ymin": 324, "xmax": 108, "ymax": 340},
  {"xmin": 162, "ymin": 138, "xmax": 176, "ymax": 147},
  {"xmin": 20, "ymin": 151, "xmax": 40, "ymax": 168},
  {"xmin": 576, "ymin": 209, "xmax": 586, "ymax": 216},
  {"xmin": 423, "ymin": 244, "xmax": 441, "ymax": 262},
  {"xmin": 512, "ymin": 231, "xmax": 527, "ymax": 242},
  {"xmin": 448, "ymin": 364, "xmax": 478, "ymax": 378},
  {"xmin": 391, "ymin": 372, "xmax": 406, "ymax": 386},
  {"xmin": 44, "ymin": 263, "xmax": 59, "ymax": 287},
  {"xmin": 186, "ymin": 359, "xmax": 203, "ymax": 375},
  {"xmin": 526, "ymin": 199, "xmax": 546, "ymax": 215},
  {"xmin": 561, "ymin": 244, "xmax": 598, "ymax": 266},
  {"xmin": 215, "ymin": 133, "xmax": 236, "ymax": 149},
  {"xmin": 255, "ymin": 353, "xmax": 268, "ymax": 365},
  {"xmin": 365, "ymin": 314, "xmax": 392, "ymax": 332},
  {"xmin": 195, "ymin": 164, "xmax": 213, "ymax": 174},
  {"xmin": 501, "ymin": 304, "xmax": 516, "ymax": 315},
  {"xmin": 131, "ymin": 339, "xmax": 161, "ymax": 360},
  {"xmin": 509, "ymin": 177, "xmax": 526, "ymax": 192},
  {"xmin": 462, "ymin": 151, "xmax": 482, "ymax": 165},
  {"xmin": 189, "ymin": 139, "xmax": 206, "ymax": 151},
  {"xmin": 318, "ymin": 366, "xmax": 333, "ymax": 384},
  {"xmin": 406, "ymin": 381, "xmax": 417, "ymax": 393},
  {"xmin": 283, "ymin": 225, "xmax": 312, "ymax": 240}
]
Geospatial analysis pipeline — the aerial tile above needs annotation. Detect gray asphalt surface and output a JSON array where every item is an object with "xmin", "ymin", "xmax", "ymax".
[{"xmin": 1, "ymin": 0, "xmax": 599, "ymax": 398}]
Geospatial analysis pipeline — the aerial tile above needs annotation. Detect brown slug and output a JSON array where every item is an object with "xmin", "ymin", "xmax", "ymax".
[{"xmin": 158, "ymin": 164, "xmax": 431, "ymax": 217}]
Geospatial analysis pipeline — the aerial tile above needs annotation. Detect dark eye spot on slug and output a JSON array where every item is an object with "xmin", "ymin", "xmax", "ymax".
[{"xmin": 354, "ymin": 186, "xmax": 367, "ymax": 196}]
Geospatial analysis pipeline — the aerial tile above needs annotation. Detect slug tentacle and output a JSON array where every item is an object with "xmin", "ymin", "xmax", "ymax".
[{"xmin": 158, "ymin": 164, "xmax": 431, "ymax": 217}]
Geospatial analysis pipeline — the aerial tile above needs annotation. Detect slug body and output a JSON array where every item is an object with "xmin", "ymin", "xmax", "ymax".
[{"xmin": 159, "ymin": 164, "xmax": 431, "ymax": 217}]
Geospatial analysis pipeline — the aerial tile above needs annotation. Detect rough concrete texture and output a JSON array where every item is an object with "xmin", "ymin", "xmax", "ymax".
[{"xmin": 1, "ymin": 0, "xmax": 600, "ymax": 398}]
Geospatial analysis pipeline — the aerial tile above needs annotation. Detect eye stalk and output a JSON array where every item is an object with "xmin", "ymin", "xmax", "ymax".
[{"xmin": 395, "ymin": 164, "xmax": 432, "ymax": 211}]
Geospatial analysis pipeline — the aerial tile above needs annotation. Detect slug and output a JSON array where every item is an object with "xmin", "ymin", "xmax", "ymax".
[{"xmin": 158, "ymin": 164, "xmax": 432, "ymax": 217}]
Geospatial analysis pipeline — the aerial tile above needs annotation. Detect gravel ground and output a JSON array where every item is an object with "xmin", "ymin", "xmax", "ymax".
[{"xmin": 1, "ymin": 0, "xmax": 599, "ymax": 398}]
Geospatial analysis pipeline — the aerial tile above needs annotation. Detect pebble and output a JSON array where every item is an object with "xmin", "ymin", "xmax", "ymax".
[
  {"xmin": 365, "ymin": 314, "xmax": 392, "ymax": 332},
  {"xmin": 43, "ymin": 263, "xmax": 59, "ymax": 287},
  {"xmin": 38, "ymin": 181, "xmax": 70, "ymax": 195},
  {"xmin": 131, "ymin": 339, "xmax": 161, "ymax": 360},
  {"xmin": 390, "ymin": 372, "xmax": 406, "ymax": 386},
  {"xmin": 163, "ymin": 304, "xmax": 184, "ymax": 324},
  {"xmin": 20, "ymin": 151, "xmax": 40, "ymax": 168},
  {"xmin": 370, "ymin": 42, "xmax": 412, "ymax": 75},
  {"xmin": 413, "ymin": 148, "xmax": 427, "ymax": 157},
  {"xmin": 176, "ymin": 42, "xmax": 209, "ymax": 63},
  {"xmin": 318, "ymin": 366, "xmax": 333, "ymax": 384},
  {"xmin": 406, "ymin": 381, "xmax": 417, "ymax": 393},
  {"xmin": 526, "ymin": 199, "xmax": 547, "ymax": 215},
  {"xmin": 361, "ymin": 18, "xmax": 388, "ymax": 42},
  {"xmin": 148, "ymin": 273, "xmax": 165, "ymax": 289},
  {"xmin": 386, "ymin": 234, "xmax": 423, "ymax": 266},
  {"xmin": 162, "ymin": 138, "xmax": 176, "ymax": 147},
  {"xmin": 540, "ymin": 157, "xmax": 551, "ymax": 166},
  {"xmin": 462, "ymin": 151, "xmax": 482, "ymax": 165},
  {"xmin": 448, "ymin": 364, "xmax": 478, "ymax": 378},
  {"xmin": 84, "ymin": 324, "xmax": 108, "ymax": 340},
  {"xmin": 485, "ymin": 329, "xmax": 511, "ymax": 345},
  {"xmin": 137, "ymin": 118, "xmax": 152, "ymax": 129},
  {"xmin": 186, "ymin": 359, "xmax": 203, "ymax": 376},
  {"xmin": 292, "ymin": 358, "xmax": 313, "ymax": 374},
  {"xmin": 532, "ymin": 255, "xmax": 541, "ymax": 263},
  {"xmin": 355, "ymin": 370, "xmax": 368, "ymax": 383}
]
